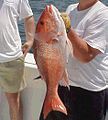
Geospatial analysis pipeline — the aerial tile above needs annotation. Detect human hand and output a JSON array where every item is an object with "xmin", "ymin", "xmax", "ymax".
[
  {"xmin": 22, "ymin": 41, "xmax": 33, "ymax": 57},
  {"xmin": 61, "ymin": 12, "xmax": 71, "ymax": 33}
]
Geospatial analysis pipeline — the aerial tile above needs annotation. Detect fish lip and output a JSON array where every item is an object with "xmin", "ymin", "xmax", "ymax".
[
  {"xmin": 45, "ymin": 4, "xmax": 53, "ymax": 14},
  {"xmin": 45, "ymin": 5, "xmax": 49, "ymax": 11}
]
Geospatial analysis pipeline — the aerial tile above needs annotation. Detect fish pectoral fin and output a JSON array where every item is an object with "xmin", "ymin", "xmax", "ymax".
[
  {"xmin": 59, "ymin": 69, "xmax": 70, "ymax": 89},
  {"xmin": 43, "ymin": 95, "xmax": 67, "ymax": 119},
  {"xmin": 51, "ymin": 32, "xmax": 64, "ymax": 41},
  {"xmin": 46, "ymin": 38, "xmax": 59, "ymax": 44}
]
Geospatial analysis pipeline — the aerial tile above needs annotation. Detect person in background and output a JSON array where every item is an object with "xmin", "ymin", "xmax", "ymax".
[
  {"xmin": 58, "ymin": 0, "xmax": 108, "ymax": 120},
  {"xmin": 0, "ymin": 0, "xmax": 35, "ymax": 120}
]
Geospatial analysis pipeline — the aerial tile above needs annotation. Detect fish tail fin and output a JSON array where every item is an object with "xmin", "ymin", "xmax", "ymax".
[{"xmin": 43, "ymin": 94, "xmax": 67, "ymax": 119}]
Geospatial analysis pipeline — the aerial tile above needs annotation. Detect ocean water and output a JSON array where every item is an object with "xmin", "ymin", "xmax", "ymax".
[{"xmin": 19, "ymin": 0, "xmax": 108, "ymax": 44}]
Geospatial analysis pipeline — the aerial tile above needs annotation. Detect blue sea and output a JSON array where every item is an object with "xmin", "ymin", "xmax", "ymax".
[{"xmin": 19, "ymin": 0, "xmax": 108, "ymax": 44}]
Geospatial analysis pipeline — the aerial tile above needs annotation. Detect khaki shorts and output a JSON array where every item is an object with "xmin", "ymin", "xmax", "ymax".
[{"xmin": 0, "ymin": 57, "xmax": 26, "ymax": 93}]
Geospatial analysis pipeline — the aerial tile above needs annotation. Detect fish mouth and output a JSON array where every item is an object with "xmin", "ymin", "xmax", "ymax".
[
  {"xmin": 45, "ymin": 4, "xmax": 53, "ymax": 14},
  {"xmin": 44, "ymin": 4, "xmax": 60, "ymax": 22}
]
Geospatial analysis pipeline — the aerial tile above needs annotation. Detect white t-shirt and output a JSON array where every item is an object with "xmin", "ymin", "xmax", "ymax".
[
  {"xmin": 66, "ymin": 1, "xmax": 108, "ymax": 91},
  {"xmin": 0, "ymin": 0, "xmax": 33, "ymax": 62}
]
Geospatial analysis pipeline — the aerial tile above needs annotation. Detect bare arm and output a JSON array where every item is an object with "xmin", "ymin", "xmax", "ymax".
[
  {"xmin": 22, "ymin": 15, "xmax": 35, "ymax": 57},
  {"xmin": 67, "ymin": 28, "xmax": 101, "ymax": 63}
]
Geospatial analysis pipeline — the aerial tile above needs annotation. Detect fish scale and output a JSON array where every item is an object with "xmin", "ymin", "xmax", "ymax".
[
  {"xmin": 33, "ymin": 4, "xmax": 71, "ymax": 119},
  {"xmin": 36, "ymin": 41, "xmax": 64, "ymax": 60}
]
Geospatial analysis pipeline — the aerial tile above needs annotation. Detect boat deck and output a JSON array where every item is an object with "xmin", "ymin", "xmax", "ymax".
[{"xmin": 0, "ymin": 53, "xmax": 108, "ymax": 120}]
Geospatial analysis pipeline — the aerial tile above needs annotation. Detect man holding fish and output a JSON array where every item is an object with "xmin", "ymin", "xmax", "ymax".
[
  {"xmin": 37, "ymin": 0, "xmax": 108, "ymax": 120},
  {"xmin": 58, "ymin": 0, "xmax": 108, "ymax": 120}
]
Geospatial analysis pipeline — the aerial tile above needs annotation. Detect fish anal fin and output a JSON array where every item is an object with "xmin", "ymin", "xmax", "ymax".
[{"xmin": 59, "ymin": 69, "xmax": 70, "ymax": 89}]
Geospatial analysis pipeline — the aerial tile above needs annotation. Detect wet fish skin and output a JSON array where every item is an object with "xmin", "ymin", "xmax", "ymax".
[{"xmin": 33, "ymin": 4, "xmax": 69, "ymax": 119}]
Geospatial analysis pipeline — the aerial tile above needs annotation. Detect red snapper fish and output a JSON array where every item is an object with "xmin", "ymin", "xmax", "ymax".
[{"xmin": 33, "ymin": 4, "xmax": 71, "ymax": 119}]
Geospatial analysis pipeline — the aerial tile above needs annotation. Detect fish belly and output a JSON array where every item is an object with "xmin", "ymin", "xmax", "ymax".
[{"xmin": 35, "ymin": 41, "xmax": 67, "ymax": 119}]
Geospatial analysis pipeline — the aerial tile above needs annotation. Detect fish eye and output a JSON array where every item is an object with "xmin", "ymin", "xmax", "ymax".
[{"xmin": 40, "ymin": 21, "xmax": 44, "ymax": 25}]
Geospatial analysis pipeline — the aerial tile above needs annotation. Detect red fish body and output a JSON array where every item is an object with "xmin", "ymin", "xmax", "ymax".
[{"xmin": 33, "ymin": 5, "xmax": 70, "ymax": 119}]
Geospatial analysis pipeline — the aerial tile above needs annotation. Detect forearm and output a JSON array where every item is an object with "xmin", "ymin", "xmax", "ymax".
[
  {"xmin": 24, "ymin": 16, "xmax": 35, "ymax": 44},
  {"xmin": 60, "ymin": 12, "xmax": 98, "ymax": 62},
  {"xmin": 22, "ymin": 15, "xmax": 35, "ymax": 56},
  {"xmin": 67, "ymin": 28, "xmax": 100, "ymax": 63}
]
